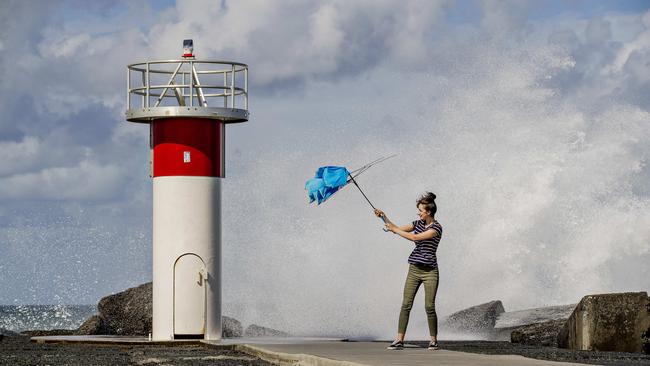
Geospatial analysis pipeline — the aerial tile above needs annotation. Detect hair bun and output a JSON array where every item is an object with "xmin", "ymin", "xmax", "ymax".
[{"xmin": 417, "ymin": 192, "xmax": 438, "ymax": 215}]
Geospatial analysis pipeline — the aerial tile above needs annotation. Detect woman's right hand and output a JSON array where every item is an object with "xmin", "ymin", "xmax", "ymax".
[{"xmin": 374, "ymin": 208, "xmax": 385, "ymax": 218}]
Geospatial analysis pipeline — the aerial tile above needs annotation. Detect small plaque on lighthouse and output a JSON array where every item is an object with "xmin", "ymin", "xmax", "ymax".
[{"xmin": 183, "ymin": 151, "xmax": 191, "ymax": 163}]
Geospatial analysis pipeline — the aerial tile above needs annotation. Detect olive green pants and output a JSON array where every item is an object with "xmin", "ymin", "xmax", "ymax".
[{"xmin": 398, "ymin": 264, "xmax": 439, "ymax": 336}]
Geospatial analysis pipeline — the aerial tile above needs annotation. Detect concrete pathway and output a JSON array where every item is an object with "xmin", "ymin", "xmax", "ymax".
[
  {"xmin": 203, "ymin": 340, "xmax": 588, "ymax": 366},
  {"xmin": 31, "ymin": 336, "xmax": 588, "ymax": 366}
]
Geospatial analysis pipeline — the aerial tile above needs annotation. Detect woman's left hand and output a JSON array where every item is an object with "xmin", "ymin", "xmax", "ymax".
[{"xmin": 385, "ymin": 222, "xmax": 397, "ymax": 232}]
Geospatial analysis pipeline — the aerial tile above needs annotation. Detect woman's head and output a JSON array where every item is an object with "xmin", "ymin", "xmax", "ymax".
[{"xmin": 416, "ymin": 192, "xmax": 437, "ymax": 220}]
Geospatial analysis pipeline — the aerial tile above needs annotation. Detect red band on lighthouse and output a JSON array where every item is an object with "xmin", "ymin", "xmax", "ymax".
[{"xmin": 152, "ymin": 118, "xmax": 224, "ymax": 177}]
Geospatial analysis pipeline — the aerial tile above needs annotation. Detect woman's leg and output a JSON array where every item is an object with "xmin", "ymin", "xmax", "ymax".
[
  {"xmin": 422, "ymin": 268, "xmax": 440, "ymax": 341},
  {"xmin": 397, "ymin": 265, "xmax": 422, "ymax": 341}
]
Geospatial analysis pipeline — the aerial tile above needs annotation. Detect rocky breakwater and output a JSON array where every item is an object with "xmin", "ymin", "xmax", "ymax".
[
  {"xmin": 442, "ymin": 301, "xmax": 576, "ymax": 344},
  {"xmin": 244, "ymin": 324, "xmax": 290, "ymax": 337},
  {"xmin": 75, "ymin": 282, "xmax": 287, "ymax": 338},
  {"xmin": 441, "ymin": 300, "xmax": 505, "ymax": 339},
  {"xmin": 443, "ymin": 292, "xmax": 650, "ymax": 354},
  {"xmin": 509, "ymin": 319, "xmax": 567, "ymax": 347},
  {"xmin": 558, "ymin": 292, "xmax": 650, "ymax": 354},
  {"xmin": 79, "ymin": 282, "xmax": 152, "ymax": 335},
  {"xmin": 0, "ymin": 328, "xmax": 20, "ymax": 342},
  {"xmin": 497, "ymin": 304, "xmax": 576, "ymax": 345}
]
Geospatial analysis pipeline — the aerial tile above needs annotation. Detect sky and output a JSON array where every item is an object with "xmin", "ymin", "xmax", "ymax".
[{"xmin": 1, "ymin": 0, "xmax": 649, "ymax": 338}]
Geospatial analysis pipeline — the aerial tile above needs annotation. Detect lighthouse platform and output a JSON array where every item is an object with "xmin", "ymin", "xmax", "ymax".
[{"xmin": 30, "ymin": 336, "xmax": 587, "ymax": 365}]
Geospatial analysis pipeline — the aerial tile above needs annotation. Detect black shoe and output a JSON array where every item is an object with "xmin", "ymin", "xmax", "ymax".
[
  {"xmin": 428, "ymin": 341, "xmax": 439, "ymax": 350},
  {"xmin": 386, "ymin": 340, "xmax": 404, "ymax": 350}
]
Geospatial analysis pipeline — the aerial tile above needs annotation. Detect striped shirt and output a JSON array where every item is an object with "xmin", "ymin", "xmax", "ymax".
[{"xmin": 407, "ymin": 219, "xmax": 442, "ymax": 268}]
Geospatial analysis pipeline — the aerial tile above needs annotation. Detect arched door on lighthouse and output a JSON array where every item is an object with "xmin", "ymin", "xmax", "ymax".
[{"xmin": 174, "ymin": 254, "xmax": 206, "ymax": 337}]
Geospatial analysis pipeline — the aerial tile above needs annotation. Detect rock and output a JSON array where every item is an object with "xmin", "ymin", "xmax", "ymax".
[
  {"xmin": 441, "ymin": 300, "xmax": 505, "ymax": 339},
  {"xmin": 558, "ymin": 292, "xmax": 650, "ymax": 353},
  {"xmin": 492, "ymin": 304, "xmax": 576, "ymax": 341},
  {"xmin": 222, "ymin": 316, "xmax": 243, "ymax": 338},
  {"xmin": 244, "ymin": 324, "xmax": 290, "ymax": 337},
  {"xmin": 97, "ymin": 282, "xmax": 152, "ymax": 336},
  {"xmin": 511, "ymin": 319, "xmax": 566, "ymax": 347},
  {"xmin": 0, "ymin": 328, "xmax": 19, "ymax": 337},
  {"xmin": 643, "ymin": 324, "xmax": 650, "ymax": 355},
  {"xmin": 0, "ymin": 329, "xmax": 23, "ymax": 342},
  {"xmin": 495, "ymin": 304, "xmax": 576, "ymax": 329},
  {"xmin": 76, "ymin": 282, "xmax": 243, "ymax": 338},
  {"xmin": 76, "ymin": 315, "xmax": 107, "ymax": 335},
  {"xmin": 21, "ymin": 329, "xmax": 75, "ymax": 337}
]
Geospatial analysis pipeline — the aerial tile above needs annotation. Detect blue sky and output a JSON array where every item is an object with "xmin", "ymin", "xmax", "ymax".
[{"xmin": 0, "ymin": 0, "xmax": 649, "ymax": 337}]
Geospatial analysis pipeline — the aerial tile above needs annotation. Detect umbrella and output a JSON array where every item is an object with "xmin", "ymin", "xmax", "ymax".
[{"xmin": 305, "ymin": 155, "xmax": 396, "ymax": 230}]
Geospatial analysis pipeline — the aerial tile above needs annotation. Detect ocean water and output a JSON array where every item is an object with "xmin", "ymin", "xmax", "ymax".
[{"xmin": 0, "ymin": 305, "xmax": 96, "ymax": 332}]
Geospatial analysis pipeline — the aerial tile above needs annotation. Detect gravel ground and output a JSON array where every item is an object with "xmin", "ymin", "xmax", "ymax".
[
  {"xmin": 0, "ymin": 335, "xmax": 275, "ymax": 366},
  {"xmin": 412, "ymin": 340, "xmax": 650, "ymax": 365}
]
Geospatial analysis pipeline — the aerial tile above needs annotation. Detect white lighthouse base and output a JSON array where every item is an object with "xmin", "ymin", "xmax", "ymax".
[{"xmin": 152, "ymin": 176, "xmax": 222, "ymax": 340}]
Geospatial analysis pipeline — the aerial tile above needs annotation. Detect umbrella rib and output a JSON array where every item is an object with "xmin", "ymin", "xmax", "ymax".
[
  {"xmin": 349, "ymin": 158, "xmax": 380, "ymax": 174},
  {"xmin": 348, "ymin": 154, "xmax": 397, "ymax": 180},
  {"xmin": 349, "ymin": 156, "xmax": 387, "ymax": 174}
]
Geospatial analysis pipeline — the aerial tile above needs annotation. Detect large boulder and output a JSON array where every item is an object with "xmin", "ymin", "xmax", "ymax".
[
  {"xmin": 21, "ymin": 329, "xmax": 75, "ymax": 337},
  {"xmin": 244, "ymin": 324, "xmax": 290, "ymax": 337},
  {"xmin": 643, "ymin": 324, "xmax": 650, "ymax": 355},
  {"xmin": 511, "ymin": 319, "xmax": 566, "ymax": 347},
  {"xmin": 558, "ymin": 292, "xmax": 650, "ymax": 353},
  {"xmin": 0, "ymin": 328, "xmax": 21, "ymax": 342},
  {"xmin": 96, "ymin": 282, "xmax": 152, "ymax": 336},
  {"xmin": 0, "ymin": 328, "xmax": 19, "ymax": 337},
  {"xmin": 76, "ymin": 282, "xmax": 243, "ymax": 338},
  {"xmin": 76, "ymin": 315, "xmax": 108, "ymax": 335},
  {"xmin": 222, "ymin": 316, "xmax": 243, "ymax": 338},
  {"xmin": 495, "ymin": 304, "xmax": 576, "ymax": 329},
  {"xmin": 441, "ymin": 300, "xmax": 505, "ymax": 339},
  {"xmin": 494, "ymin": 304, "xmax": 576, "ymax": 341}
]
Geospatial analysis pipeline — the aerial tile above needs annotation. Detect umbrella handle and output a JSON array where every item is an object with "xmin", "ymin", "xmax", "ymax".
[{"xmin": 379, "ymin": 216, "xmax": 390, "ymax": 232}]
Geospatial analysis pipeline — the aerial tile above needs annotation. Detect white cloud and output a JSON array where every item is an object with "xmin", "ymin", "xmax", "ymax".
[
  {"xmin": 609, "ymin": 14, "xmax": 650, "ymax": 73},
  {"xmin": 307, "ymin": 3, "xmax": 344, "ymax": 73},
  {"xmin": 136, "ymin": 0, "xmax": 452, "ymax": 85},
  {"xmin": 480, "ymin": 0, "xmax": 530, "ymax": 36},
  {"xmin": 0, "ymin": 160, "xmax": 125, "ymax": 201},
  {"xmin": 38, "ymin": 33, "xmax": 92, "ymax": 58},
  {"xmin": 0, "ymin": 136, "xmax": 41, "ymax": 176}
]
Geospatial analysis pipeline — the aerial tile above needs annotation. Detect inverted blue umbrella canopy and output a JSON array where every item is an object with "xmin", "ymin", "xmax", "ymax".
[{"xmin": 305, "ymin": 155, "xmax": 396, "ymax": 230}]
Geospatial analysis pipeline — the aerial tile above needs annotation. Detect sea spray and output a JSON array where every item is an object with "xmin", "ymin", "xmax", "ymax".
[{"xmin": 0, "ymin": 305, "xmax": 96, "ymax": 332}]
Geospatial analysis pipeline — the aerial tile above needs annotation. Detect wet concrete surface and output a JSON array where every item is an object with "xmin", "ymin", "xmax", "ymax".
[
  {"xmin": 4, "ymin": 334, "xmax": 650, "ymax": 366},
  {"xmin": 427, "ymin": 341, "xmax": 650, "ymax": 365},
  {"xmin": 1, "ymin": 335, "xmax": 274, "ymax": 366}
]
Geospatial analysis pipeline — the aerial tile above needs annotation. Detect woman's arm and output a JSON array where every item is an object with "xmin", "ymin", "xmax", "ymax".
[
  {"xmin": 374, "ymin": 209, "xmax": 415, "ymax": 232},
  {"xmin": 398, "ymin": 223, "xmax": 415, "ymax": 232},
  {"xmin": 388, "ymin": 225, "xmax": 438, "ymax": 242}
]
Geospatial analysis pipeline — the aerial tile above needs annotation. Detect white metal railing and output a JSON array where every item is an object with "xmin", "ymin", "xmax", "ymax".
[{"xmin": 127, "ymin": 60, "xmax": 248, "ymax": 111}]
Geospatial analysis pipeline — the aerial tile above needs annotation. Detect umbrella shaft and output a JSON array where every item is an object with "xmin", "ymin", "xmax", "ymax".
[{"xmin": 348, "ymin": 174, "xmax": 376, "ymax": 210}]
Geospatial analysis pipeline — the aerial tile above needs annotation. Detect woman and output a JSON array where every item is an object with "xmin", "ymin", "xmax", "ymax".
[{"xmin": 374, "ymin": 192, "xmax": 442, "ymax": 351}]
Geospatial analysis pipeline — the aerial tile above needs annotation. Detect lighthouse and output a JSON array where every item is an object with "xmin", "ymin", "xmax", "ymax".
[{"xmin": 125, "ymin": 40, "xmax": 248, "ymax": 340}]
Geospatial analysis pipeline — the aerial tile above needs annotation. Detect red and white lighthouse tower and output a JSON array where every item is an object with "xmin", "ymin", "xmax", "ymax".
[{"xmin": 126, "ymin": 40, "xmax": 248, "ymax": 341}]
